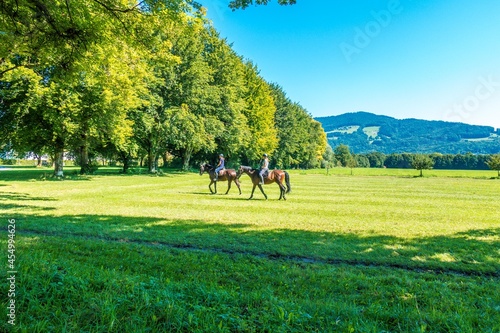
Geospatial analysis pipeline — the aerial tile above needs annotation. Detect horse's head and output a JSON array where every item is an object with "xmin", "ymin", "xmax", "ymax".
[
  {"xmin": 199, "ymin": 163, "xmax": 207, "ymax": 175},
  {"xmin": 237, "ymin": 165, "xmax": 251, "ymax": 179},
  {"xmin": 200, "ymin": 163, "xmax": 213, "ymax": 176}
]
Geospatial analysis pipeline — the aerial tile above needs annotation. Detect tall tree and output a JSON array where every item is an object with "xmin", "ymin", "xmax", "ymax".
[
  {"xmin": 0, "ymin": 65, "xmax": 49, "ymax": 162},
  {"xmin": 334, "ymin": 144, "xmax": 352, "ymax": 167},
  {"xmin": 240, "ymin": 62, "xmax": 278, "ymax": 164},
  {"xmin": 270, "ymin": 84, "xmax": 326, "ymax": 168},
  {"xmin": 165, "ymin": 105, "xmax": 218, "ymax": 170},
  {"xmin": 0, "ymin": 0, "xmax": 195, "ymax": 175},
  {"xmin": 201, "ymin": 27, "xmax": 249, "ymax": 162}
]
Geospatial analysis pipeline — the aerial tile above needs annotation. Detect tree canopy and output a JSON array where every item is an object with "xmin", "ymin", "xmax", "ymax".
[{"xmin": 0, "ymin": 0, "xmax": 325, "ymax": 175}]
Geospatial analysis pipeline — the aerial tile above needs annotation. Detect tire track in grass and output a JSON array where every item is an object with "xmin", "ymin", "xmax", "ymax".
[{"xmin": 19, "ymin": 228, "xmax": 500, "ymax": 279}]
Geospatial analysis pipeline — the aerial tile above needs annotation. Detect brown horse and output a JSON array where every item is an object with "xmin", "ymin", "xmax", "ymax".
[
  {"xmin": 237, "ymin": 166, "xmax": 291, "ymax": 200},
  {"xmin": 200, "ymin": 163, "xmax": 242, "ymax": 195}
]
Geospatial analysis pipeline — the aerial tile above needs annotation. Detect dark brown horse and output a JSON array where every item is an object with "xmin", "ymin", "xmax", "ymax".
[
  {"xmin": 200, "ymin": 163, "xmax": 242, "ymax": 195},
  {"xmin": 237, "ymin": 166, "xmax": 291, "ymax": 200}
]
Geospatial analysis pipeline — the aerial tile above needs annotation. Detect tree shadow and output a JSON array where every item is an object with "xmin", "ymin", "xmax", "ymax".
[
  {"xmin": 0, "ymin": 192, "xmax": 57, "ymax": 211},
  {"xmin": 10, "ymin": 211, "xmax": 500, "ymax": 277},
  {"xmin": 0, "ymin": 167, "xmax": 192, "ymax": 181}
]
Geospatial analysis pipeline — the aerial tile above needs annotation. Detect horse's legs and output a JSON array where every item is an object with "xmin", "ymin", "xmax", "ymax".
[
  {"xmin": 280, "ymin": 180, "xmax": 286, "ymax": 200},
  {"xmin": 214, "ymin": 180, "xmax": 217, "ymax": 194},
  {"xmin": 274, "ymin": 177, "xmax": 286, "ymax": 200},
  {"xmin": 258, "ymin": 184, "xmax": 268, "ymax": 200},
  {"xmin": 209, "ymin": 181, "xmax": 214, "ymax": 194},
  {"xmin": 249, "ymin": 185, "xmax": 256, "ymax": 200},
  {"xmin": 225, "ymin": 179, "xmax": 231, "ymax": 195},
  {"xmin": 235, "ymin": 178, "xmax": 242, "ymax": 195}
]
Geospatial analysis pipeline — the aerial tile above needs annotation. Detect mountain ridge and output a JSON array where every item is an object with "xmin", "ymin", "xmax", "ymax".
[{"xmin": 315, "ymin": 112, "xmax": 500, "ymax": 154}]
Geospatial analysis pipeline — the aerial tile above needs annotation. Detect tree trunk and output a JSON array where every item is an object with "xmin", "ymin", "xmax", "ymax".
[
  {"xmin": 35, "ymin": 154, "xmax": 42, "ymax": 167},
  {"xmin": 147, "ymin": 147, "xmax": 155, "ymax": 173},
  {"xmin": 182, "ymin": 148, "xmax": 192, "ymax": 171},
  {"xmin": 154, "ymin": 154, "xmax": 160, "ymax": 171},
  {"xmin": 163, "ymin": 152, "xmax": 169, "ymax": 167},
  {"xmin": 80, "ymin": 144, "xmax": 90, "ymax": 174},
  {"xmin": 120, "ymin": 151, "xmax": 130, "ymax": 173},
  {"xmin": 53, "ymin": 149, "xmax": 64, "ymax": 177}
]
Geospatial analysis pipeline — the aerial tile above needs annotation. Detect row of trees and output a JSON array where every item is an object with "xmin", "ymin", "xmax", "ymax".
[
  {"xmin": 0, "ymin": 0, "xmax": 326, "ymax": 176},
  {"xmin": 329, "ymin": 144, "xmax": 500, "ymax": 175}
]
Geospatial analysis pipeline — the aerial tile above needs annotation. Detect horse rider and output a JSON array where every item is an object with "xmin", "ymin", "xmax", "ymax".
[
  {"xmin": 259, "ymin": 153, "xmax": 269, "ymax": 185},
  {"xmin": 214, "ymin": 153, "xmax": 225, "ymax": 181}
]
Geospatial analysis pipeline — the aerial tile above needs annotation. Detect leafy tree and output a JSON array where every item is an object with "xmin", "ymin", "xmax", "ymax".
[
  {"xmin": 486, "ymin": 154, "xmax": 500, "ymax": 177},
  {"xmin": 270, "ymin": 84, "xmax": 326, "ymax": 169},
  {"xmin": 385, "ymin": 153, "xmax": 413, "ymax": 169},
  {"xmin": 334, "ymin": 144, "xmax": 352, "ymax": 167},
  {"xmin": 0, "ymin": 0, "xmax": 194, "ymax": 78},
  {"xmin": 321, "ymin": 145, "xmax": 336, "ymax": 172},
  {"xmin": 346, "ymin": 155, "xmax": 358, "ymax": 175},
  {"xmin": 70, "ymin": 42, "xmax": 148, "ymax": 174},
  {"xmin": 355, "ymin": 154, "xmax": 370, "ymax": 168},
  {"xmin": 304, "ymin": 120, "xmax": 327, "ymax": 168},
  {"xmin": 0, "ymin": 0, "xmax": 185, "ymax": 176},
  {"xmin": 201, "ymin": 27, "xmax": 249, "ymax": 161},
  {"xmin": 166, "ymin": 105, "xmax": 218, "ymax": 170},
  {"xmin": 366, "ymin": 152, "xmax": 386, "ymax": 168},
  {"xmin": 0, "ymin": 65, "xmax": 50, "ymax": 163},
  {"xmin": 412, "ymin": 154, "xmax": 434, "ymax": 177},
  {"xmin": 240, "ymin": 62, "xmax": 278, "ymax": 164}
]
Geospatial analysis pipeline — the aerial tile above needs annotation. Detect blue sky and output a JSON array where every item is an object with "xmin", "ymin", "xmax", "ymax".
[{"xmin": 201, "ymin": 0, "xmax": 500, "ymax": 129}]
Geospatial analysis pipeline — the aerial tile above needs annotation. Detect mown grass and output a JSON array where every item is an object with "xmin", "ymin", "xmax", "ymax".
[{"xmin": 1, "ymin": 167, "xmax": 499, "ymax": 332}]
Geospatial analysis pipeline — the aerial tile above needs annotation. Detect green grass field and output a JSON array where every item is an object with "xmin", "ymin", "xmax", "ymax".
[{"xmin": 1, "ymin": 167, "xmax": 499, "ymax": 332}]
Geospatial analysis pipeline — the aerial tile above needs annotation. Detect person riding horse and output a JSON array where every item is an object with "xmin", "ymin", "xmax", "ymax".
[
  {"xmin": 259, "ymin": 153, "xmax": 269, "ymax": 185},
  {"xmin": 214, "ymin": 153, "xmax": 225, "ymax": 181}
]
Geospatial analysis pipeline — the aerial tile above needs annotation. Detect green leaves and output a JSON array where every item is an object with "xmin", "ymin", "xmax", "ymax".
[
  {"xmin": 486, "ymin": 154, "xmax": 500, "ymax": 177},
  {"xmin": 1, "ymin": 0, "xmax": 326, "ymax": 172},
  {"xmin": 412, "ymin": 154, "xmax": 435, "ymax": 177}
]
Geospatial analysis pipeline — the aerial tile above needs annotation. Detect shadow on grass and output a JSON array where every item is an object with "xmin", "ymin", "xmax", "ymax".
[
  {"xmin": 0, "ymin": 166, "xmax": 194, "ymax": 182},
  {"xmin": 0, "ymin": 191, "xmax": 58, "ymax": 211},
  {"xmin": 8, "ymin": 208, "xmax": 500, "ymax": 277}
]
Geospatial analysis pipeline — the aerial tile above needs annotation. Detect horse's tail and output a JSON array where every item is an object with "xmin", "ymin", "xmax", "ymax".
[{"xmin": 284, "ymin": 171, "xmax": 291, "ymax": 193}]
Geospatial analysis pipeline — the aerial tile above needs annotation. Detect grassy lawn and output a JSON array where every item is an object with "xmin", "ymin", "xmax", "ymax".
[{"xmin": 1, "ymin": 167, "xmax": 499, "ymax": 332}]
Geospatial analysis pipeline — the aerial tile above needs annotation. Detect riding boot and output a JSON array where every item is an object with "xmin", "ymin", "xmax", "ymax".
[
  {"xmin": 214, "ymin": 173, "xmax": 218, "ymax": 182},
  {"xmin": 259, "ymin": 174, "xmax": 264, "ymax": 185}
]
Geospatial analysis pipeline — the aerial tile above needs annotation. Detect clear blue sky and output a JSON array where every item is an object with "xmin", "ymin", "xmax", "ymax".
[{"xmin": 201, "ymin": 0, "xmax": 500, "ymax": 129}]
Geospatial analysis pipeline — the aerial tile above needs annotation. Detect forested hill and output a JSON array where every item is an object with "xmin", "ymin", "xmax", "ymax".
[{"xmin": 316, "ymin": 112, "xmax": 500, "ymax": 154}]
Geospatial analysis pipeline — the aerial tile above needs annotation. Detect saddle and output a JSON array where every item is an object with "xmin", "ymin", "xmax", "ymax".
[{"xmin": 213, "ymin": 168, "xmax": 226, "ymax": 180}]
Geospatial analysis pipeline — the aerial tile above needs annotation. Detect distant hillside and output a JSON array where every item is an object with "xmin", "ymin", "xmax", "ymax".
[{"xmin": 315, "ymin": 112, "xmax": 500, "ymax": 154}]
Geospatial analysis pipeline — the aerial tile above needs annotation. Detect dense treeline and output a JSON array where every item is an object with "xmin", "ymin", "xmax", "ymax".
[
  {"xmin": 329, "ymin": 144, "xmax": 498, "ymax": 171},
  {"xmin": 0, "ymin": 0, "xmax": 326, "ymax": 175}
]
